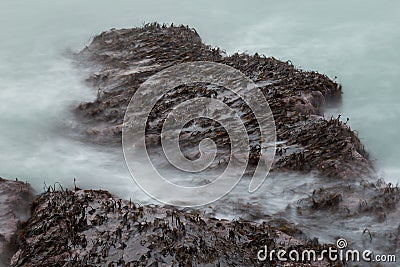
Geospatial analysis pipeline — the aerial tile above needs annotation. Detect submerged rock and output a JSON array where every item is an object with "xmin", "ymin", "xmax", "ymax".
[
  {"xmin": 297, "ymin": 178, "xmax": 400, "ymax": 221},
  {"xmin": 75, "ymin": 23, "xmax": 372, "ymax": 180},
  {"xmin": 0, "ymin": 178, "xmax": 34, "ymax": 266}
]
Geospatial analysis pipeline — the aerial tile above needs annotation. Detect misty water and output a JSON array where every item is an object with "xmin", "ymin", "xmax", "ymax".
[{"xmin": 1, "ymin": 0, "xmax": 399, "ymax": 262}]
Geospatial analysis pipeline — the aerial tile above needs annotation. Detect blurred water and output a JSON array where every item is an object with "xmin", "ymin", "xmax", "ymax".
[
  {"xmin": 0, "ymin": 1, "xmax": 399, "ymax": 252},
  {"xmin": 1, "ymin": 0, "xmax": 399, "ymax": 190},
  {"xmin": 0, "ymin": 1, "xmax": 399, "ymax": 263}
]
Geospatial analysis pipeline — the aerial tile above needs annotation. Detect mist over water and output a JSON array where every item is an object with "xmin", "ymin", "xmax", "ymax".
[{"xmin": 0, "ymin": 1, "xmax": 399, "ymax": 254}]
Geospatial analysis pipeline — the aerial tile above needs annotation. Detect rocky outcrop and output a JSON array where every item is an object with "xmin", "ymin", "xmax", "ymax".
[
  {"xmin": 11, "ymin": 188, "xmax": 340, "ymax": 266},
  {"xmin": 5, "ymin": 24, "xmax": 389, "ymax": 266},
  {"xmin": 0, "ymin": 178, "xmax": 34, "ymax": 267},
  {"xmin": 75, "ymin": 23, "xmax": 372, "ymax": 180}
]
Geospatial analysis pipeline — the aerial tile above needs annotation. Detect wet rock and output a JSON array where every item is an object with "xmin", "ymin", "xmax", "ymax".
[
  {"xmin": 11, "ymin": 188, "xmax": 341, "ymax": 266},
  {"xmin": 297, "ymin": 179, "xmax": 400, "ymax": 221},
  {"xmin": 0, "ymin": 178, "xmax": 34, "ymax": 266},
  {"xmin": 74, "ymin": 23, "xmax": 372, "ymax": 180}
]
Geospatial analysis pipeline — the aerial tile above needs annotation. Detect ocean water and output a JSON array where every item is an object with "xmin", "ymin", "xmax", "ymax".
[
  {"xmin": 0, "ymin": 0, "xmax": 399, "ymax": 257},
  {"xmin": 1, "ymin": 0, "xmax": 399, "ymax": 190}
]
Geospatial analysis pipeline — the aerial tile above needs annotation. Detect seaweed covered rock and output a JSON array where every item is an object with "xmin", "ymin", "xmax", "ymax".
[
  {"xmin": 297, "ymin": 178, "xmax": 400, "ymax": 222},
  {"xmin": 0, "ymin": 178, "xmax": 34, "ymax": 266},
  {"xmin": 75, "ymin": 23, "xmax": 372, "ymax": 180},
  {"xmin": 11, "ymin": 188, "xmax": 341, "ymax": 267}
]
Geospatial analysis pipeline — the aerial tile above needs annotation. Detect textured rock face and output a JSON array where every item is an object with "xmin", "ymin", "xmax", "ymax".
[
  {"xmin": 0, "ymin": 178, "xmax": 34, "ymax": 267},
  {"xmin": 75, "ymin": 23, "xmax": 372, "ymax": 180},
  {"xmin": 11, "ymin": 189, "xmax": 340, "ymax": 267}
]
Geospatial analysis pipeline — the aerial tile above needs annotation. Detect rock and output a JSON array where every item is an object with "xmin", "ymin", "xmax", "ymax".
[
  {"xmin": 6, "ymin": 23, "xmax": 384, "ymax": 266},
  {"xmin": 297, "ymin": 178, "xmax": 400, "ymax": 220},
  {"xmin": 11, "ymin": 188, "xmax": 341, "ymax": 266},
  {"xmin": 0, "ymin": 178, "xmax": 34, "ymax": 266},
  {"xmin": 74, "ymin": 23, "xmax": 373, "ymax": 180}
]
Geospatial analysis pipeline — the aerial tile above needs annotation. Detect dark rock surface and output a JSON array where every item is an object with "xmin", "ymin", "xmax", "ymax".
[
  {"xmin": 11, "ymin": 188, "xmax": 340, "ymax": 267},
  {"xmin": 75, "ymin": 23, "xmax": 372, "ymax": 180},
  {"xmin": 0, "ymin": 178, "xmax": 34, "ymax": 267},
  {"xmin": 297, "ymin": 178, "xmax": 400, "ymax": 220}
]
